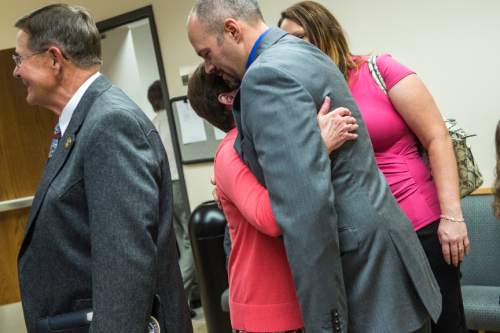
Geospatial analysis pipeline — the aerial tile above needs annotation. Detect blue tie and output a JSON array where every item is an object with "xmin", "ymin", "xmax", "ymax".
[{"xmin": 48, "ymin": 124, "xmax": 61, "ymax": 158}]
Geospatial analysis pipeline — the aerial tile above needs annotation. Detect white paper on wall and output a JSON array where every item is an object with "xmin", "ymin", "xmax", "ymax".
[{"xmin": 176, "ymin": 101, "xmax": 207, "ymax": 144}]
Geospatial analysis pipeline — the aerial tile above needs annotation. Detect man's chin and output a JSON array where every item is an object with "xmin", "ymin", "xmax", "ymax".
[
  {"xmin": 25, "ymin": 93, "xmax": 38, "ymax": 106},
  {"xmin": 221, "ymin": 74, "xmax": 240, "ymax": 89}
]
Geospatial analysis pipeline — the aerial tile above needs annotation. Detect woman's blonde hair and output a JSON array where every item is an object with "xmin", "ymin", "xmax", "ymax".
[
  {"xmin": 494, "ymin": 120, "xmax": 500, "ymax": 218},
  {"xmin": 278, "ymin": 1, "xmax": 358, "ymax": 81}
]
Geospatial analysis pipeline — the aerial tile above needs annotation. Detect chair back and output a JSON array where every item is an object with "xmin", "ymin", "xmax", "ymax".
[{"xmin": 460, "ymin": 194, "xmax": 500, "ymax": 286}]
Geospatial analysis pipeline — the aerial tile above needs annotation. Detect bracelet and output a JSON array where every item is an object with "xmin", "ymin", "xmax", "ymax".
[{"xmin": 440, "ymin": 214, "xmax": 465, "ymax": 223}]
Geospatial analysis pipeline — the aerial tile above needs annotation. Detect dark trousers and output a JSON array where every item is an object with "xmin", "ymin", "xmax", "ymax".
[{"xmin": 417, "ymin": 220, "xmax": 467, "ymax": 333}]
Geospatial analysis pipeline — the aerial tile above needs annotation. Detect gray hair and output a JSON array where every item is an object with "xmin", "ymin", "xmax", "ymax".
[
  {"xmin": 15, "ymin": 4, "xmax": 102, "ymax": 68},
  {"xmin": 190, "ymin": 0, "xmax": 264, "ymax": 38}
]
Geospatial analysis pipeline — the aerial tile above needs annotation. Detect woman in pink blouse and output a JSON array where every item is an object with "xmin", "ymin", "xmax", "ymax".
[
  {"xmin": 188, "ymin": 65, "xmax": 358, "ymax": 333},
  {"xmin": 278, "ymin": 2, "xmax": 469, "ymax": 332}
]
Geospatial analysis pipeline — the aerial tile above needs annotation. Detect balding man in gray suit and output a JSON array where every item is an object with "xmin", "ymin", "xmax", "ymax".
[
  {"xmin": 187, "ymin": 1, "xmax": 441, "ymax": 332},
  {"xmin": 14, "ymin": 4, "xmax": 192, "ymax": 332}
]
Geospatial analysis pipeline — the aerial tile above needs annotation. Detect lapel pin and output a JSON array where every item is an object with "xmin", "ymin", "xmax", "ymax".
[{"xmin": 64, "ymin": 137, "xmax": 73, "ymax": 149}]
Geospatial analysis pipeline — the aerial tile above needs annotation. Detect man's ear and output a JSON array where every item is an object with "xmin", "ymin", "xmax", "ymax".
[
  {"xmin": 47, "ymin": 46, "xmax": 66, "ymax": 70},
  {"xmin": 218, "ymin": 92, "xmax": 234, "ymax": 106},
  {"xmin": 223, "ymin": 18, "xmax": 241, "ymax": 42}
]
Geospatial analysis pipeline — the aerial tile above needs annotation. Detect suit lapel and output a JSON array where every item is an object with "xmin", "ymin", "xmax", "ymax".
[{"xmin": 21, "ymin": 76, "xmax": 112, "ymax": 257}]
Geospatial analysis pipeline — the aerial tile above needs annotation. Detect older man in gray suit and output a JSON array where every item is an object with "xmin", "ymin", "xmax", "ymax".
[
  {"xmin": 187, "ymin": 1, "xmax": 441, "ymax": 332},
  {"xmin": 13, "ymin": 4, "xmax": 192, "ymax": 333}
]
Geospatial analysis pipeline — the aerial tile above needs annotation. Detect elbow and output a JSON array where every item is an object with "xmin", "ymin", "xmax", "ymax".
[
  {"xmin": 253, "ymin": 214, "xmax": 283, "ymax": 237},
  {"xmin": 265, "ymin": 226, "xmax": 283, "ymax": 237},
  {"xmin": 423, "ymin": 128, "xmax": 452, "ymax": 152}
]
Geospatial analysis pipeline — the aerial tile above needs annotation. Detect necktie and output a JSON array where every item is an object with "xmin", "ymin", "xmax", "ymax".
[{"xmin": 48, "ymin": 124, "xmax": 61, "ymax": 158}]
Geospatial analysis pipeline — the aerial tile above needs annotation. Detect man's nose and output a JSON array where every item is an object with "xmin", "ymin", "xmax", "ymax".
[
  {"xmin": 204, "ymin": 61, "xmax": 216, "ymax": 74},
  {"xmin": 12, "ymin": 65, "xmax": 20, "ymax": 78}
]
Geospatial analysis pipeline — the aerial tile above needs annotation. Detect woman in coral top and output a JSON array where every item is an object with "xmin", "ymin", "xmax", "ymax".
[
  {"xmin": 278, "ymin": 2, "xmax": 469, "ymax": 332},
  {"xmin": 188, "ymin": 65, "xmax": 358, "ymax": 333}
]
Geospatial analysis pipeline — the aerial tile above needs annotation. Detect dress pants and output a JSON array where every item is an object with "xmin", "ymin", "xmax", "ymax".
[
  {"xmin": 417, "ymin": 220, "xmax": 467, "ymax": 333},
  {"xmin": 172, "ymin": 180, "xmax": 199, "ymax": 302}
]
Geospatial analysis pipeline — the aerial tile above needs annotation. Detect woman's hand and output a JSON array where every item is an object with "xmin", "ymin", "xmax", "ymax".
[
  {"xmin": 317, "ymin": 96, "xmax": 359, "ymax": 153},
  {"xmin": 438, "ymin": 218, "xmax": 470, "ymax": 267}
]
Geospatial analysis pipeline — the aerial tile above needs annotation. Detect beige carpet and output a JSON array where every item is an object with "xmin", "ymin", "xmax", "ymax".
[{"xmin": 191, "ymin": 307, "xmax": 207, "ymax": 333}]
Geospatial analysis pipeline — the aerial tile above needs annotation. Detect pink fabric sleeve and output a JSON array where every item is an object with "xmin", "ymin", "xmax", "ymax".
[
  {"xmin": 216, "ymin": 143, "xmax": 282, "ymax": 237},
  {"xmin": 376, "ymin": 53, "xmax": 415, "ymax": 91}
]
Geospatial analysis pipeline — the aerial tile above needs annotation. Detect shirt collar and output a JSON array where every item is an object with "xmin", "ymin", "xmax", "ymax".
[{"xmin": 59, "ymin": 72, "xmax": 101, "ymax": 136}]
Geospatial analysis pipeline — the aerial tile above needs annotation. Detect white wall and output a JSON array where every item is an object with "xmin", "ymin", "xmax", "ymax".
[
  {"xmin": 130, "ymin": 20, "xmax": 161, "ymax": 119},
  {"xmin": 100, "ymin": 23, "xmax": 157, "ymax": 120}
]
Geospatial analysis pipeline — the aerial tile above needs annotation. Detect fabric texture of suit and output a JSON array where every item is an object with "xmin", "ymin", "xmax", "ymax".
[
  {"xmin": 18, "ymin": 75, "xmax": 193, "ymax": 333},
  {"xmin": 232, "ymin": 27, "xmax": 441, "ymax": 333}
]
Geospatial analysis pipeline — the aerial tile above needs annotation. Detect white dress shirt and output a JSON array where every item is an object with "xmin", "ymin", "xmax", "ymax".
[{"xmin": 59, "ymin": 72, "xmax": 101, "ymax": 136}]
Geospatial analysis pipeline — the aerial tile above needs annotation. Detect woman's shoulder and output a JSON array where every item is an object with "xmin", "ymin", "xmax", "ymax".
[
  {"xmin": 215, "ymin": 128, "xmax": 237, "ymax": 154},
  {"xmin": 374, "ymin": 53, "xmax": 415, "ymax": 90},
  {"xmin": 375, "ymin": 53, "xmax": 399, "ymax": 67},
  {"xmin": 214, "ymin": 128, "xmax": 241, "ymax": 172}
]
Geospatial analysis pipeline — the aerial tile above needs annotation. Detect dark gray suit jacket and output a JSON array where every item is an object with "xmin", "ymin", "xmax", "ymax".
[
  {"xmin": 233, "ymin": 28, "xmax": 441, "ymax": 333},
  {"xmin": 18, "ymin": 76, "xmax": 193, "ymax": 333}
]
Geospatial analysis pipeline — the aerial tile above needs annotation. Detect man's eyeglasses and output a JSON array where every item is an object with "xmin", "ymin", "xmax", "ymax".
[{"xmin": 12, "ymin": 50, "xmax": 47, "ymax": 67}]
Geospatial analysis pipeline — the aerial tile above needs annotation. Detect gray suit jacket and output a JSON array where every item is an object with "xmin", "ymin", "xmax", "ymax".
[
  {"xmin": 233, "ymin": 28, "xmax": 441, "ymax": 333},
  {"xmin": 18, "ymin": 76, "xmax": 193, "ymax": 333}
]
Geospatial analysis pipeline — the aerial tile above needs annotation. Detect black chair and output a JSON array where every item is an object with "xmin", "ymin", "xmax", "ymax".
[
  {"xmin": 189, "ymin": 200, "xmax": 232, "ymax": 333},
  {"xmin": 460, "ymin": 194, "xmax": 500, "ymax": 332}
]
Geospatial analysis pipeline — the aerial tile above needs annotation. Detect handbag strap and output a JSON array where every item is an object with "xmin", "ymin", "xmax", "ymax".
[{"xmin": 367, "ymin": 55, "xmax": 387, "ymax": 95}]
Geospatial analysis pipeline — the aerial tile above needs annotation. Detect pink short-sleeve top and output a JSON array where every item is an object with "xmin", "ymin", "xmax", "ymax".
[{"xmin": 348, "ymin": 54, "xmax": 440, "ymax": 230}]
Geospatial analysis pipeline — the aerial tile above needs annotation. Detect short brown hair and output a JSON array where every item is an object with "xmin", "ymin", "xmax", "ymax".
[
  {"xmin": 15, "ymin": 4, "xmax": 102, "ymax": 68},
  {"xmin": 187, "ymin": 64, "xmax": 235, "ymax": 132},
  {"xmin": 148, "ymin": 80, "xmax": 165, "ymax": 112},
  {"xmin": 278, "ymin": 1, "xmax": 357, "ymax": 81},
  {"xmin": 494, "ymin": 120, "xmax": 500, "ymax": 218}
]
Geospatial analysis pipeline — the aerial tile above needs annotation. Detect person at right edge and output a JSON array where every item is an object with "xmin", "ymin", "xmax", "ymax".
[
  {"xmin": 278, "ymin": 2, "xmax": 469, "ymax": 332},
  {"xmin": 187, "ymin": 1, "xmax": 442, "ymax": 332}
]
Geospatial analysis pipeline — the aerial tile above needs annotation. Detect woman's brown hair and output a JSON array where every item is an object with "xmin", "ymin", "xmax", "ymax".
[
  {"xmin": 278, "ymin": 1, "xmax": 357, "ymax": 81},
  {"xmin": 187, "ymin": 64, "xmax": 235, "ymax": 132}
]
